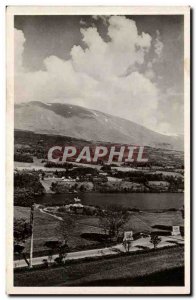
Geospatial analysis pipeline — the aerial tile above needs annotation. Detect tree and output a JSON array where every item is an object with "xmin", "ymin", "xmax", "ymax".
[
  {"xmin": 150, "ymin": 234, "xmax": 161, "ymax": 249},
  {"xmin": 99, "ymin": 206, "xmax": 130, "ymax": 240},
  {"xmin": 14, "ymin": 171, "xmax": 45, "ymax": 206},
  {"xmin": 14, "ymin": 218, "xmax": 32, "ymax": 266},
  {"xmin": 14, "ymin": 188, "xmax": 34, "ymax": 207},
  {"xmin": 100, "ymin": 165, "xmax": 111, "ymax": 172},
  {"xmin": 44, "ymin": 240, "xmax": 63, "ymax": 265},
  {"xmin": 14, "ymin": 218, "xmax": 32, "ymax": 242},
  {"xmin": 14, "ymin": 244, "xmax": 25, "ymax": 258},
  {"xmin": 54, "ymin": 215, "xmax": 75, "ymax": 264},
  {"xmin": 58, "ymin": 243, "xmax": 70, "ymax": 263}
]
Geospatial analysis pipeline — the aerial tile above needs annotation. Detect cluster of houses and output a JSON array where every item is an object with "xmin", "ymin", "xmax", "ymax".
[
  {"xmin": 59, "ymin": 197, "xmax": 98, "ymax": 215},
  {"xmin": 40, "ymin": 162, "xmax": 184, "ymax": 193},
  {"xmin": 41, "ymin": 170, "xmax": 122, "ymax": 184}
]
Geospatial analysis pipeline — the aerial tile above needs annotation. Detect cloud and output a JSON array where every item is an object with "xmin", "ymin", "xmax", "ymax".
[
  {"xmin": 15, "ymin": 16, "xmax": 164, "ymax": 131},
  {"xmin": 15, "ymin": 28, "xmax": 25, "ymax": 72},
  {"xmin": 79, "ymin": 19, "xmax": 87, "ymax": 26},
  {"xmin": 157, "ymin": 88, "xmax": 184, "ymax": 135},
  {"xmin": 154, "ymin": 30, "xmax": 163, "ymax": 59},
  {"xmin": 145, "ymin": 69, "xmax": 155, "ymax": 80}
]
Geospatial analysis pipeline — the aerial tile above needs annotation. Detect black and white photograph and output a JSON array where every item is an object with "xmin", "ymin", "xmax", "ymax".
[{"xmin": 6, "ymin": 6, "xmax": 190, "ymax": 295}]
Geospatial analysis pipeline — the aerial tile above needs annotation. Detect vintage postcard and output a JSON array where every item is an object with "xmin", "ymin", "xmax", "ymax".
[{"xmin": 6, "ymin": 6, "xmax": 190, "ymax": 295}]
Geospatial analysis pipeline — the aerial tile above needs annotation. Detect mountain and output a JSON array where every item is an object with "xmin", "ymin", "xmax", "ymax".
[{"xmin": 14, "ymin": 101, "xmax": 183, "ymax": 150}]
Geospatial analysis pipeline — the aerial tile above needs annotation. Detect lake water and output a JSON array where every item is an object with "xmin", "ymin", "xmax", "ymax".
[{"xmin": 36, "ymin": 192, "xmax": 184, "ymax": 211}]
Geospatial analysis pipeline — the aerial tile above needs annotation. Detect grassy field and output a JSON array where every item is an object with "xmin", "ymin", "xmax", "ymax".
[
  {"xmin": 14, "ymin": 207, "xmax": 104, "ymax": 255},
  {"xmin": 14, "ymin": 206, "xmax": 184, "ymax": 256},
  {"xmin": 14, "ymin": 246, "xmax": 184, "ymax": 286},
  {"xmin": 78, "ymin": 267, "xmax": 184, "ymax": 286}
]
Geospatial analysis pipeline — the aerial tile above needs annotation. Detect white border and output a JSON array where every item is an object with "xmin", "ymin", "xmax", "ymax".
[{"xmin": 6, "ymin": 6, "xmax": 190, "ymax": 295}]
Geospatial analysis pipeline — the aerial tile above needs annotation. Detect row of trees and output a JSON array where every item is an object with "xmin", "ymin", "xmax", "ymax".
[{"xmin": 44, "ymin": 161, "xmax": 74, "ymax": 169}]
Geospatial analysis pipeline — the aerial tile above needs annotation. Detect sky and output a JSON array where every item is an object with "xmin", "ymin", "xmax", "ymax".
[{"xmin": 14, "ymin": 15, "xmax": 184, "ymax": 135}]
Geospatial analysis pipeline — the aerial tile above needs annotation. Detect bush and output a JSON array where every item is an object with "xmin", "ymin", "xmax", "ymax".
[
  {"xmin": 57, "ymin": 207, "xmax": 67, "ymax": 213},
  {"xmin": 54, "ymin": 257, "xmax": 63, "ymax": 265},
  {"xmin": 14, "ymin": 153, "xmax": 33, "ymax": 163},
  {"xmin": 42, "ymin": 259, "xmax": 49, "ymax": 267}
]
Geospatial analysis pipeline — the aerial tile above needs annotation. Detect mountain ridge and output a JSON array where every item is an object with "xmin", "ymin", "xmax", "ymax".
[{"xmin": 14, "ymin": 101, "xmax": 183, "ymax": 150}]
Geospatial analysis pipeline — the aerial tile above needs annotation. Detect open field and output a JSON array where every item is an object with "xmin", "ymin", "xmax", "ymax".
[
  {"xmin": 14, "ymin": 246, "xmax": 184, "ymax": 286},
  {"xmin": 14, "ymin": 206, "xmax": 184, "ymax": 256},
  {"xmin": 14, "ymin": 207, "xmax": 104, "ymax": 255}
]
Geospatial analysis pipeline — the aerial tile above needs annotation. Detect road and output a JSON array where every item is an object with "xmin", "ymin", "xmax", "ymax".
[
  {"xmin": 14, "ymin": 235, "xmax": 184, "ymax": 269},
  {"xmin": 14, "ymin": 246, "xmax": 184, "ymax": 287}
]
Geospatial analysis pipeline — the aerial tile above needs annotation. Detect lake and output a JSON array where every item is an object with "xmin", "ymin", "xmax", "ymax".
[{"xmin": 36, "ymin": 192, "xmax": 184, "ymax": 211}]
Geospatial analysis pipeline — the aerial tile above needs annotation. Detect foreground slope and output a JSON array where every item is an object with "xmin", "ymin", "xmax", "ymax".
[{"xmin": 14, "ymin": 246, "xmax": 184, "ymax": 286}]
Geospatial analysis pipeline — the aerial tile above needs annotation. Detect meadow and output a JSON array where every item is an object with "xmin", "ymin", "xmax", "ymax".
[{"xmin": 14, "ymin": 206, "xmax": 184, "ymax": 257}]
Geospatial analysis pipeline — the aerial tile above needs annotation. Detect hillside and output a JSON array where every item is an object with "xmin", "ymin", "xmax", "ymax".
[
  {"xmin": 15, "ymin": 101, "xmax": 183, "ymax": 150},
  {"xmin": 14, "ymin": 246, "xmax": 184, "ymax": 286}
]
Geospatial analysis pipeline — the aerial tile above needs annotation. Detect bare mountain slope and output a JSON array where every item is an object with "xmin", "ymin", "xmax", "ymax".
[{"xmin": 14, "ymin": 101, "xmax": 183, "ymax": 150}]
